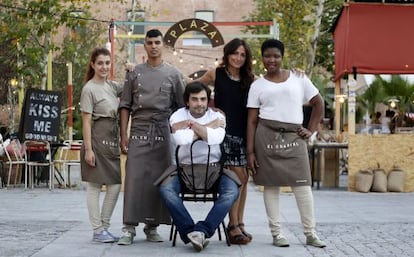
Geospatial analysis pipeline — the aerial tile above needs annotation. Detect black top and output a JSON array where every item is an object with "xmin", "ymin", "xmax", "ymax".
[{"xmin": 214, "ymin": 67, "xmax": 248, "ymax": 139}]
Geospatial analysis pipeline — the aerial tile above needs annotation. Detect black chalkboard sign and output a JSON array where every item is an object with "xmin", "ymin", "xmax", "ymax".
[{"xmin": 18, "ymin": 88, "xmax": 62, "ymax": 143}]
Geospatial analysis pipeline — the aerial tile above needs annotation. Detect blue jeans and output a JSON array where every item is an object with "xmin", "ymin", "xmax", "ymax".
[{"xmin": 160, "ymin": 174, "xmax": 239, "ymax": 244}]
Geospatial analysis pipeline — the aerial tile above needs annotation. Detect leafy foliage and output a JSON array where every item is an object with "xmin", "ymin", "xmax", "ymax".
[
  {"xmin": 359, "ymin": 76, "xmax": 386, "ymax": 116},
  {"xmin": 245, "ymin": 0, "xmax": 313, "ymax": 73},
  {"xmin": 53, "ymin": 21, "xmax": 107, "ymax": 140},
  {"xmin": 0, "ymin": 1, "xmax": 94, "ymax": 89},
  {"xmin": 316, "ymin": 0, "xmax": 343, "ymax": 75},
  {"xmin": 245, "ymin": 0, "xmax": 342, "ymax": 75},
  {"xmin": 0, "ymin": 39, "xmax": 16, "ymax": 104},
  {"xmin": 0, "ymin": 0, "xmax": 120, "ymax": 138},
  {"xmin": 244, "ymin": 0, "xmax": 343, "ymax": 111},
  {"xmin": 357, "ymin": 75, "xmax": 414, "ymax": 123}
]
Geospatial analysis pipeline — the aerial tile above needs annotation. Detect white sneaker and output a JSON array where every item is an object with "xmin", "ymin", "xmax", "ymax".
[
  {"xmin": 187, "ymin": 231, "xmax": 209, "ymax": 252},
  {"xmin": 93, "ymin": 230, "xmax": 116, "ymax": 243},
  {"xmin": 117, "ymin": 231, "xmax": 134, "ymax": 245},
  {"xmin": 143, "ymin": 225, "xmax": 164, "ymax": 242},
  {"xmin": 306, "ymin": 233, "xmax": 327, "ymax": 248},
  {"xmin": 273, "ymin": 234, "xmax": 289, "ymax": 247}
]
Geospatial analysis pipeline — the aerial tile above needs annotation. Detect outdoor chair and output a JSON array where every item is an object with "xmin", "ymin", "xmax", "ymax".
[
  {"xmin": 169, "ymin": 140, "xmax": 230, "ymax": 247},
  {"xmin": 53, "ymin": 142, "xmax": 71, "ymax": 188},
  {"xmin": 1, "ymin": 137, "xmax": 26, "ymax": 188},
  {"xmin": 24, "ymin": 140, "xmax": 54, "ymax": 190},
  {"xmin": 63, "ymin": 140, "xmax": 82, "ymax": 188}
]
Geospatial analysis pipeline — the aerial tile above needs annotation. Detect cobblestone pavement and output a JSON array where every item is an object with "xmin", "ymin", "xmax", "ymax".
[
  {"xmin": 0, "ymin": 221, "xmax": 80, "ymax": 257},
  {"xmin": 1, "ymin": 178, "xmax": 414, "ymax": 257},
  {"xmin": 289, "ymin": 222, "xmax": 414, "ymax": 257}
]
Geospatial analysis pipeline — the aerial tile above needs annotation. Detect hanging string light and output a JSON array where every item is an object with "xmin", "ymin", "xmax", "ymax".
[{"xmin": 214, "ymin": 58, "xmax": 219, "ymax": 66}]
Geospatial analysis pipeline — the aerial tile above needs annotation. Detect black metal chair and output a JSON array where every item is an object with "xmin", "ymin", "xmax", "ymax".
[{"xmin": 169, "ymin": 140, "xmax": 230, "ymax": 247}]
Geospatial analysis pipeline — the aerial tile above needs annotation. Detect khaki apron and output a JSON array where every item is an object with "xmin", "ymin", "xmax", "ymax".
[
  {"xmin": 123, "ymin": 116, "xmax": 172, "ymax": 226},
  {"xmin": 253, "ymin": 119, "xmax": 311, "ymax": 187},
  {"xmin": 81, "ymin": 118, "xmax": 121, "ymax": 185}
]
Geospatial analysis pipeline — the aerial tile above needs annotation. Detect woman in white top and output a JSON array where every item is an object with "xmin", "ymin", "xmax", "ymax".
[{"xmin": 246, "ymin": 39, "xmax": 326, "ymax": 248}]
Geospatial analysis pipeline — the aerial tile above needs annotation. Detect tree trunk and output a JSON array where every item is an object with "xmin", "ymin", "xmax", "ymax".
[
  {"xmin": 40, "ymin": 33, "xmax": 51, "ymax": 90},
  {"xmin": 306, "ymin": 0, "xmax": 325, "ymax": 77}
]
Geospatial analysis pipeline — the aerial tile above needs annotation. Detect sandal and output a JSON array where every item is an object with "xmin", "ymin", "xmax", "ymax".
[
  {"xmin": 226, "ymin": 224, "xmax": 250, "ymax": 245},
  {"xmin": 238, "ymin": 223, "xmax": 253, "ymax": 241}
]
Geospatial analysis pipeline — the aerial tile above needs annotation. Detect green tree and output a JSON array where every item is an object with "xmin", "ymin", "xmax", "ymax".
[
  {"xmin": 357, "ymin": 75, "xmax": 414, "ymax": 121},
  {"xmin": 358, "ymin": 75, "xmax": 385, "ymax": 118},
  {"xmin": 0, "ymin": 1, "xmax": 94, "ymax": 89},
  {"xmin": 245, "ymin": 0, "xmax": 314, "ymax": 74},
  {"xmin": 0, "ymin": 39, "xmax": 15, "ymax": 104},
  {"xmin": 244, "ymin": 0, "xmax": 343, "ymax": 104},
  {"xmin": 0, "ymin": 1, "xmax": 125, "ymax": 138},
  {"xmin": 52, "ymin": 20, "xmax": 108, "ymax": 140},
  {"xmin": 245, "ymin": 0, "xmax": 342, "ymax": 74},
  {"xmin": 315, "ymin": 0, "xmax": 343, "ymax": 75},
  {"xmin": 382, "ymin": 75, "xmax": 414, "ymax": 113},
  {"xmin": 244, "ymin": 0, "xmax": 343, "ymax": 119}
]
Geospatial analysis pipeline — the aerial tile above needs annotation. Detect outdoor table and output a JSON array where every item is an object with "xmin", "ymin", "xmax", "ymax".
[{"xmin": 311, "ymin": 142, "xmax": 348, "ymax": 189}]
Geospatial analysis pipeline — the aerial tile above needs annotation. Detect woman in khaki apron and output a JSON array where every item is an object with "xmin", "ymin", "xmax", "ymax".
[
  {"xmin": 80, "ymin": 47, "xmax": 122, "ymax": 243},
  {"xmin": 246, "ymin": 39, "xmax": 326, "ymax": 248}
]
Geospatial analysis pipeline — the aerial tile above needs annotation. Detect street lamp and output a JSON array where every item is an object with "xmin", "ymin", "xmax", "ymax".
[
  {"xmin": 337, "ymin": 95, "xmax": 346, "ymax": 104},
  {"xmin": 8, "ymin": 78, "xmax": 18, "ymax": 132},
  {"xmin": 66, "ymin": 62, "xmax": 73, "ymax": 141},
  {"xmin": 10, "ymin": 78, "xmax": 18, "ymax": 87},
  {"xmin": 214, "ymin": 58, "xmax": 219, "ymax": 66},
  {"xmin": 335, "ymin": 94, "xmax": 347, "ymax": 132}
]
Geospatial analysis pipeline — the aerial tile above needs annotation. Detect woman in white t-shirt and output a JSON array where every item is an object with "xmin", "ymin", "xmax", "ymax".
[{"xmin": 246, "ymin": 39, "xmax": 326, "ymax": 248}]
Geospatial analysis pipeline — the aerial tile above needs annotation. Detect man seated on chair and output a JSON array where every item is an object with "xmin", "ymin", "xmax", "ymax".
[{"xmin": 158, "ymin": 81, "xmax": 240, "ymax": 252}]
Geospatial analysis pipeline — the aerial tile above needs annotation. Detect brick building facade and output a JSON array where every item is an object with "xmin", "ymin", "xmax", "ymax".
[{"xmin": 90, "ymin": 0, "xmax": 259, "ymax": 80}]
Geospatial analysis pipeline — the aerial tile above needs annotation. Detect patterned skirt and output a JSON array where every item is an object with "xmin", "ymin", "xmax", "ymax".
[{"xmin": 222, "ymin": 134, "xmax": 247, "ymax": 167}]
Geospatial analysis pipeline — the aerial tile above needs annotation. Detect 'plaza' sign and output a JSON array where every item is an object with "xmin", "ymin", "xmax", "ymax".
[
  {"xmin": 164, "ymin": 18, "xmax": 224, "ymax": 48},
  {"xmin": 19, "ymin": 88, "xmax": 62, "ymax": 143}
]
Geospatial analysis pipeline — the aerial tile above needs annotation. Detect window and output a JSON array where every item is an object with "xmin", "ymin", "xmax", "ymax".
[{"xmin": 127, "ymin": 10, "xmax": 145, "ymax": 44}]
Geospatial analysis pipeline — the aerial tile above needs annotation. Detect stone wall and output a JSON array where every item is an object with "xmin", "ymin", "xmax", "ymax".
[{"xmin": 348, "ymin": 134, "xmax": 414, "ymax": 192}]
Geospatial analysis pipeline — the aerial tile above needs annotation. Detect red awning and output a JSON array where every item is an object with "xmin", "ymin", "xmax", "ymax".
[{"xmin": 333, "ymin": 3, "xmax": 414, "ymax": 81}]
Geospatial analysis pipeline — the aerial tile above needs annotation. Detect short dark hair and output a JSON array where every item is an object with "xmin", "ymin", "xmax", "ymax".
[
  {"xmin": 183, "ymin": 81, "xmax": 211, "ymax": 108},
  {"xmin": 146, "ymin": 29, "xmax": 163, "ymax": 39},
  {"xmin": 261, "ymin": 39, "xmax": 285, "ymax": 57}
]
